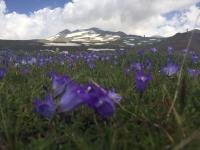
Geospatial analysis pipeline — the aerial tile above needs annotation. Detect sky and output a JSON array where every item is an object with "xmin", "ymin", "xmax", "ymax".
[
  {"xmin": 0, "ymin": 0, "xmax": 200, "ymax": 39},
  {"xmin": 5, "ymin": 0, "xmax": 70, "ymax": 14}
]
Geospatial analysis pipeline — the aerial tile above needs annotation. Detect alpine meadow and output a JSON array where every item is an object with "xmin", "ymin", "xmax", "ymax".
[{"xmin": 0, "ymin": 0, "xmax": 200, "ymax": 150}]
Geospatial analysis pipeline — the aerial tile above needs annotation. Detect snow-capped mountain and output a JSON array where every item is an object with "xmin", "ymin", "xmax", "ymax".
[
  {"xmin": 0, "ymin": 29, "xmax": 199, "ymax": 51},
  {"xmin": 47, "ymin": 28, "xmax": 163, "ymax": 47}
]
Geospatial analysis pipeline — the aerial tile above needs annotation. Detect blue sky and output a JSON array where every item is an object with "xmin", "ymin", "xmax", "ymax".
[
  {"xmin": 197, "ymin": 2, "xmax": 200, "ymax": 7},
  {"xmin": 5, "ymin": 0, "xmax": 71, "ymax": 14},
  {"xmin": 162, "ymin": 2, "xmax": 200, "ymax": 20}
]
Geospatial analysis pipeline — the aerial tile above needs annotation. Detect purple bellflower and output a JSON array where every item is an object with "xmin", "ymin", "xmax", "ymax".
[
  {"xmin": 33, "ymin": 94, "xmax": 56, "ymax": 119},
  {"xmin": 130, "ymin": 62, "xmax": 144, "ymax": 71},
  {"xmin": 84, "ymin": 84, "xmax": 122, "ymax": 117},
  {"xmin": 188, "ymin": 68, "xmax": 199, "ymax": 77},
  {"xmin": 135, "ymin": 71, "xmax": 151, "ymax": 92},
  {"xmin": 150, "ymin": 47, "xmax": 157, "ymax": 53},
  {"xmin": 137, "ymin": 50, "xmax": 144, "ymax": 56},
  {"xmin": 88, "ymin": 63, "xmax": 95, "ymax": 70},
  {"xmin": 58, "ymin": 82, "xmax": 87, "ymax": 112},
  {"xmin": 0, "ymin": 68, "xmax": 6, "ymax": 80},
  {"xmin": 52, "ymin": 74, "xmax": 69, "ymax": 96},
  {"xmin": 162, "ymin": 64, "xmax": 179, "ymax": 77},
  {"xmin": 192, "ymin": 54, "xmax": 199, "ymax": 64},
  {"xmin": 167, "ymin": 46, "xmax": 174, "ymax": 55},
  {"xmin": 145, "ymin": 58, "xmax": 152, "ymax": 70},
  {"xmin": 125, "ymin": 68, "xmax": 131, "ymax": 76}
]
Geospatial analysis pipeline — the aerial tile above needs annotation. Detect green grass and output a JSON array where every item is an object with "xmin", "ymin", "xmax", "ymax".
[{"xmin": 0, "ymin": 51, "xmax": 200, "ymax": 150}]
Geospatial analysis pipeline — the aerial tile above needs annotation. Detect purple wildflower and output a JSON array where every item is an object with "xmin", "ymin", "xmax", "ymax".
[
  {"xmin": 135, "ymin": 71, "xmax": 151, "ymax": 92},
  {"xmin": 108, "ymin": 90, "xmax": 122, "ymax": 103},
  {"xmin": 113, "ymin": 60, "xmax": 119, "ymax": 65},
  {"xmin": 137, "ymin": 50, "xmax": 144, "ymax": 56},
  {"xmin": 105, "ymin": 56, "xmax": 110, "ymax": 61},
  {"xmin": 47, "ymin": 71, "xmax": 57, "ymax": 78},
  {"xmin": 167, "ymin": 57, "xmax": 173, "ymax": 65},
  {"xmin": 188, "ymin": 68, "xmax": 199, "ymax": 77},
  {"xmin": 162, "ymin": 64, "xmax": 179, "ymax": 77},
  {"xmin": 150, "ymin": 48, "xmax": 157, "ymax": 53},
  {"xmin": 125, "ymin": 68, "xmax": 131, "ymax": 76},
  {"xmin": 0, "ymin": 68, "xmax": 6, "ymax": 80},
  {"xmin": 167, "ymin": 46, "xmax": 174, "ymax": 55},
  {"xmin": 182, "ymin": 49, "xmax": 189, "ymax": 54},
  {"xmin": 130, "ymin": 62, "xmax": 144, "ymax": 71},
  {"xmin": 33, "ymin": 94, "xmax": 56, "ymax": 119},
  {"xmin": 58, "ymin": 82, "xmax": 87, "ymax": 112},
  {"xmin": 192, "ymin": 54, "xmax": 199, "ymax": 64},
  {"xmin": 84, "ymin": 84, "xmax": 122, "ymax": 117},
  {"xmin": 88, "ymin": 63, "xmax": 95, "ymax": 70},
  {"xmin": 52, "ymin": 74, "xmax": 70, "ymax": 96},
  {"xmin": 21, "ymin": 67, "xmax": 30, "ymax": 75},
  {"xmin": 145, "ymin": 58, "xmax": 152, "ymax": 70},
  {"xmin": 67, "ymin": 63, "xmax": 73, "ymax": 69}
]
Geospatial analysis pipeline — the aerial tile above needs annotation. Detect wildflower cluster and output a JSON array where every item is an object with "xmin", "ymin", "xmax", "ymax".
[{"xmin": 33, "ymin": 72, "xmax": 122, "ymax": 119}]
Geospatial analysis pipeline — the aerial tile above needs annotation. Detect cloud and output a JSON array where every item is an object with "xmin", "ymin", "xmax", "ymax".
[
  {"xmin": 0, "ymin": 0, "xmax": 199, "ymax": 39},
  {"xmin": 0, "ymin": 0, "xmax": 6, "ymax": 14}
]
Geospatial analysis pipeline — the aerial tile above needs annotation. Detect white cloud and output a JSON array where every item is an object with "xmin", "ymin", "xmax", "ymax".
[
  {"xmin": 0, "ymin": 0, "xmax": 6, "ymax": 14},
  {"xmin": 0, "ymin": 0, "xmax": 199, "ymax": 39}
]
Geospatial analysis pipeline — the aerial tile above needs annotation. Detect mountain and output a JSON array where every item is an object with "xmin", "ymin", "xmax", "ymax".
[
  {"xmin": 151, "ymin": 35, "xmax": 164, "ymax": 38},
  {"xmin": 46, "ymin": 28, "xmax": 163, "ymax": 47},
  {"xmin": 151, "ymin": 29, "xmax": 200, "ymax": 51},
  {"xmin": 0, "ymin": 28, "xmax": 199, "ymax": 52}
]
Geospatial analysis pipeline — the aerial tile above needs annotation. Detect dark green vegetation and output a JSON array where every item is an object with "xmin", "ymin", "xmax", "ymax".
[{"xmin": 0, "ymin": 49, "xmax": 200, "ymax": 150}]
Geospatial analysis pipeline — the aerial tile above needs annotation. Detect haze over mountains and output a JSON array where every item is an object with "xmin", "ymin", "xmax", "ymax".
[{"xmin": 0, "ymin": 28, "xmax": 199, "ymax": 51}]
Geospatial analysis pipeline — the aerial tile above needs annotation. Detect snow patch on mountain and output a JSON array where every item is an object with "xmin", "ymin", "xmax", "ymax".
[{"xmin": 46, "ymin": 28, "xmax": 164, "ymax": 47}]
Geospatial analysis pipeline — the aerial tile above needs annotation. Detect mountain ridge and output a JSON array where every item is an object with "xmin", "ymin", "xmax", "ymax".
[
  {"xmin": 150, "ymin": 28, "xmax": 200, "ymax": 51},
  {"xmin": 46, "ymin": 27, "xmax": 163, "ymax": 47},
  {"xmin": 0, "ymin": 28, "xmax": 199, "ymax": 51}
]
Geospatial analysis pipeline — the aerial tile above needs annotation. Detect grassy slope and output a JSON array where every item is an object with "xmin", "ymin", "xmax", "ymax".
[{"xmin": 0, "ymin": 50, "xmax": 200, "ymax": 150}]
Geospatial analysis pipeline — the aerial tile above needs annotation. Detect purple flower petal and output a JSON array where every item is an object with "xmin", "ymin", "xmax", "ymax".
[
  {"xmin": 58, "ymin": 82, "xmax": 87, "ymax": 112},
  {"xmin": 135, "ymin": 71, "xmax": 151, "ymax": 92},
  {"xmin": 150, "ymin": 48, "xmax": 157, "ymax": 53},
  {"xmin": 162, "ymin": 64, "xmax": 179, "ymax": 77},
  {"xmin": 84, "ymin": 84, "xmax": 121, "ymax": 117},
  {"xmin": 130, "ymin": 63, "xmax": 144, "ymax": 71},
  {"xmin": 52, "ymin": 74, "xmax": 70, "ymax": 96},
  {"xmin": 192, "ymin": 54, "xmax": 199, "ymax": 64},
  {"xmin": 0, "ymin": 68, "xmax": 6, "ymax": 80},
  {"xmin": 188, "ymin": 68, "xmax": 199, "ymax": 77},
  {"xmin": 33, "ymin": 94, "xmax": 56, "ymax": 119},
  {"xmin": 108, "ymin": 89, "xmax": 122, "ymax": 103}
]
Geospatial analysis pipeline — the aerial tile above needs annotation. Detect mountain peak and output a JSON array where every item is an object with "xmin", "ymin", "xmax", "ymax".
[
  {"xmin": 88, "ymin": 27, "xmax": 102, "ymax": 31},
  {"xmin": 190, "ymin": 29, "xmax": 200, "ymax": 33},
  {"xmin": 59, "ymin": 29, "xmax": 71, "ymax": 35},
  {"xmin": 175, "ymin": 29, "xmax": 200, "ymax": 35},
  {"xmin": 47, "ymin": 27, "xmax": 163, "ymax": 47}
]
